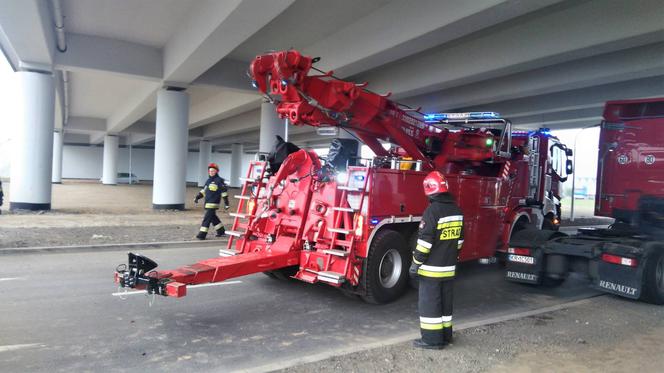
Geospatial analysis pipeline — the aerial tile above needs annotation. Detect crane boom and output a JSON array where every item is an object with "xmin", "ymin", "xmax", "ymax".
[{"xmin": 249, "ymin": 49, "xmax": 442, "ymax": 169}]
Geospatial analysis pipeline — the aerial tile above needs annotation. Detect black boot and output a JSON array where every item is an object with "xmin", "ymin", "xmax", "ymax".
[
  {"xmin": 196, "ymin": 231, "xmax": 207, "ymax": 240},
  {"xmin": 215, "ymin": 227, "xmax": 225, "ymax": 237},
  {"xmin": 412, "ymin": 339, "xmax": 445, "ymax": 350}
]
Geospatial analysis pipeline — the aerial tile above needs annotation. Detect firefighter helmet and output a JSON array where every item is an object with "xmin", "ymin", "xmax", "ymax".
[
  {"xmin": 208, "ymin": 163, "xmax": 219, "ymax": 171},
  {"xmin": 422, "ymin": 171, "xmax": 448, "ymax": 196}
]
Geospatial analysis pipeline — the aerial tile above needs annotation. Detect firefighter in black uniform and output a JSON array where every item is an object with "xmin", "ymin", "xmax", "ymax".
[
  {"xmin": 195, "ymin": 163, "xmax": 230, "ymax": 240},
  {"xmin": 0, "ymin": 179, "xmax": 4, "ymax": 214},
  {"xmin": 410, "ymin": 171, "xmax": 464, "ymax": 349}
]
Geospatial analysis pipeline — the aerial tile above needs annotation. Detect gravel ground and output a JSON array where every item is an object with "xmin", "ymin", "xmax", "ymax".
[
  {"xmin": 0, "ymin": 224, "xmax": 229, "ymax": 248},
  {"xmin": 0, "ymin": 180, "xmax": 239, "ymax": 248},
  {"xmin": 281, "ymin": 296, "xmax": 664, "ymax": 373}
]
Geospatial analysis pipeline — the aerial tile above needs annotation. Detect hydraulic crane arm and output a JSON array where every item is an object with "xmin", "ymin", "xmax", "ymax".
[{"xmin": 250, "ymin": 50, "xmax": 444, "ymax": 170}]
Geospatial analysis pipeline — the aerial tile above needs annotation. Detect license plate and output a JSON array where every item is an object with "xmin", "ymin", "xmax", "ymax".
[{"xmin": 508, "ymin": 254, "xmax": 535, "ymax": 264}]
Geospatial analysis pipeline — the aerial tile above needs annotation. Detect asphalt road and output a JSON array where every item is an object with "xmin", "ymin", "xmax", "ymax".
[{"xmin": 0, "ymin": 241, "xmax": 599, "ymax": 373}]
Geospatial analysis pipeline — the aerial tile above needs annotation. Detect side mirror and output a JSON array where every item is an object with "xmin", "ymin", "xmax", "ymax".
[
  {"xmin": 566, "ymin": 159, "xmax": 574, "ymax": 175},
  {"xmin": 566, "ymin": 148, "xmax": 573, "ymax": 157}
]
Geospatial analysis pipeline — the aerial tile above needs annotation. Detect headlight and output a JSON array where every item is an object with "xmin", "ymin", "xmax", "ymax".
[{"xmin": 336, "ymin": 172, "xmax": 348, "ymax": 184}]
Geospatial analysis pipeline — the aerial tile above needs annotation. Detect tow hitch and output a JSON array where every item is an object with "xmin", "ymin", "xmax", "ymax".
[{"xmin": 115, "ymin": 253, "xmax": 171, "ymax": 295}]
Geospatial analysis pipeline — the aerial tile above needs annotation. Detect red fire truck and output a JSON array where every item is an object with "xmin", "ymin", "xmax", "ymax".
[
  {"xmin": 506, "ymin": 97, "xmax": 664, "ymax": 304},
  {"xmin": 115, "ymin": 50, "xmax": 572, "ymax": 303}
]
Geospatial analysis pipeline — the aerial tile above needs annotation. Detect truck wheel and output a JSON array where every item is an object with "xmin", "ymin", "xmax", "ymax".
[
  {"xmin": 641, "ymin": 249, "xmax": 664, "ymax": 305},
  {"xmin": 263, "ymin": 266, "xmax": 299, "ymax": 281},
  {"xmin": 361, "ymin": 229, "xmax": 409, "ymax": 304}
]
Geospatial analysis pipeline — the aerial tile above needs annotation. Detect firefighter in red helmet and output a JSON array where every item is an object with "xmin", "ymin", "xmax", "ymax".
[
  {"xmin": 411, "ymin": 170, "xmax": 464, "ymax": 349},
  {"xmin": 194, "ymin": 162, "xmax": 230, "ymax": 240}
]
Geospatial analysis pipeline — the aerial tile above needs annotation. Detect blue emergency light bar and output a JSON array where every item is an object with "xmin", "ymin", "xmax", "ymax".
[{"xmin": 423, "ymin": 112, "xmax": 501, "ymax": 122}]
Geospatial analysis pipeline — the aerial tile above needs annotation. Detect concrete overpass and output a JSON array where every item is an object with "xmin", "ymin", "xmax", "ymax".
[{"xmin": 1, "ymin": 0, "xmax": 662, "ymax": 210}]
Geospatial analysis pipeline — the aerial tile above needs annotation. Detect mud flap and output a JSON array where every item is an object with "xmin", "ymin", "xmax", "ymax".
[
  {"xmin": 505, "ymin": 248, "xmax": 544, "ymax": 284},
  {"xmin": 506, "ymin": 228, "xmax": 569, "ymax": 285},
  {"xmin": 591, "ymin": 259, "xmax": 644, "ymax": 299}
]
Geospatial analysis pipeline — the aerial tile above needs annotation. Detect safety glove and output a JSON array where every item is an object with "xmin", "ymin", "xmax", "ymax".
[{"xmin": 409, "ymin": 262, "xmax": 420, "ymax": 280}]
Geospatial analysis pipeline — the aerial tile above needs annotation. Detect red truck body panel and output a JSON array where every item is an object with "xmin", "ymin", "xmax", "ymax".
[{"xmin": 596, "ymin": 98, "xmax": 664, "ymax": 220}]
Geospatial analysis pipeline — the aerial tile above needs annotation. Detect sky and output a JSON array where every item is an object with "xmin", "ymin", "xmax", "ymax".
[{"xmin": 0, "ymin": 51, "xmax": 599, "ymax": 182}]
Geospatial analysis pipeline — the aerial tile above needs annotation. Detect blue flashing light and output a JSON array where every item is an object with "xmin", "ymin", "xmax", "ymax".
[
  {"xmin": 423, "ymin": 112, "xmax": 501, "ymax": 122},
  {"xmin": 281, "ymin": 79, "xmax": 288, "ymax": 87},
  {"xmin": 353, "ymin": 174, "xmax": 366, "ymax": 182},
  {"xmin": 251, "ymin": 80, "xmax": 258, "ymax": 89},
  {"xmin": 370, "ymin": 217, "xmax": 380, "ymax": 225},
  {"xmin": 538, "ymin": 127, "xmax": 552, "ymax": 136}
]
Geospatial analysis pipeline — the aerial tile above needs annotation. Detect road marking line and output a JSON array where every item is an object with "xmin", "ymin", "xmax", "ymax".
[
  {"xmin": 0, "ymin": 343, "xmax": 42, "ymax": 353},
  {"xmin": 0, "ymin": 277, "xmax": 23, "ymax": 282},
  {"xmin": 235, "ymin": 296, "xmax": 602, "ymax": 373},
  {"xmin": 111, "ymin": 280, "xmax": 242, "ymax": 297}
]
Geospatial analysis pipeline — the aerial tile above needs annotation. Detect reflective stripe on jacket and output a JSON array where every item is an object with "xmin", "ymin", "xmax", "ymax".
[{"xmin": 413, "ymin": 193, "xmax": 464, "ymax": 280}]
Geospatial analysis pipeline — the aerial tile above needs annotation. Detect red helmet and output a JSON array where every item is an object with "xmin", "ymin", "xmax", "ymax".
[
  {"xmin": 423, "ymin": 171, "xmax": 448, "ymax": 196},
  {"xmin": 208, "ymin": 163, "xmax": 219, "ymax": 171}
]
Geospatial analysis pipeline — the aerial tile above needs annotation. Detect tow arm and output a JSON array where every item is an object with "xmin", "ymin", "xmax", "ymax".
[{"xmin": 115, "ymin": 237, "xmax": 300, "ymax": 297}]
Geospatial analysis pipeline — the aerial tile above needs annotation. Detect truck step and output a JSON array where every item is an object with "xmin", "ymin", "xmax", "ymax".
[
  {"xmin": 304, "ymin": 268, "xmax": 345, "ymax": 284},
  {"xmin": 218, "ymin": 249, "xmax": 238, "ymax": 257},
  {"xmin": 317, "ymin": 271, "xmax": 346, "ymax": 285},
  {"xmin": 322, "ymin": 249, "xmax": 348, "ymax": 257},
  {"xmin": 327, "ymin": 228, "xmax": 351, "ymax": 235},
  {"xmin": 229, "ymin": 212, "xmax": 253, "ymax": 219},
  {"xmin": 332, "ymin": 207, "xmax": 356, "ymax": 212},
  {"xmin": 337, "ymin": 186, "xmax": 361, "ymax": 192},
  {"xmin": 225, "ymin": 230, "xmax": 245, "ymax": 237},
  {"xmin": 239, "ymin": 177, "xmax": 265, "ymax": 184},
  {"xmin": 234, "ymin": 195, "xmax": 251, "ymax": 200}
]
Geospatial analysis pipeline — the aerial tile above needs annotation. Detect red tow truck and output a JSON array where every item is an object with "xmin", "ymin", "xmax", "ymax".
[
  {"xmin": 115, "ymin": 50, "xmax": 572, "ymax": 303},
  {"xmin": 506, "ymin": 97, "xmax": 664, "ymax": 304}
]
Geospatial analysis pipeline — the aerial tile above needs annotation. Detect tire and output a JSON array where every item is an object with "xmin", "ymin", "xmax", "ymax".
[
  {"xmin": 641, "ymin": 248, "xmax": 664, "ymax": 305},
  {"xmin": 264, "ymin": 266, "xmax": 299, "ymax": 281},
  {"xmin": 360, "ymin": 229, "xmax": 410, "ymax": 304}
]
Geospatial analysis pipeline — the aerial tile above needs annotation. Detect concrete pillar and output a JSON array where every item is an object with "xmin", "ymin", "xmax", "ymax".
[
  {"xmin": 259, "ymin": 101, "xmax": 286, "ymax": 153},
  {"xmin": 52, "ymin": 130, "xmax": 64, "ymax": 183},
  {"xmin": 153, "ymin": 88, "xmax": 189, "ymax": 210},
  {"xmin": 230, "ymin": 143, "xmax": 243, "ymax": 188},
  {"xmin": 10, "ymin": 71, "xmax": 55, "ymax": 211},
  {"xmin": 198, "ymin": 140, "xmax": 211, "ymax": 187},
  {"xmin": 102, "ymin": 135, "xmax": 119, "ymax": 185}
]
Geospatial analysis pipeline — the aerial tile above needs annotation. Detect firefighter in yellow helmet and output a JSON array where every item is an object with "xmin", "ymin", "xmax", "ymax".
[
  {"xmin": 195, "ymin": 163, "xmax": 230, "ymax": 240},
  {"xmin": 410, "ymin": 171, "xmax": 464, "ymax": 349}
]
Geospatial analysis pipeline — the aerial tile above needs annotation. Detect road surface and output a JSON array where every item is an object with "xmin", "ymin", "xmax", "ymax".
[{"xmin": 0, "ymin": 241, "xmax": 599, "ymax": 372}]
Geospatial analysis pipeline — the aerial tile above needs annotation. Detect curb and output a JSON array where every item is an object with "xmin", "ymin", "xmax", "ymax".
[
  {"xmin": 239, "ymin": 295, "xmax": 603, "ymax": 373},
  {"xmin": 0, "ymin": 238, "xmax": 229, "ymax": 255}
]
